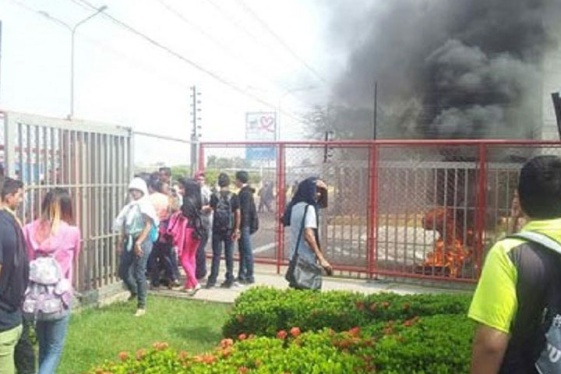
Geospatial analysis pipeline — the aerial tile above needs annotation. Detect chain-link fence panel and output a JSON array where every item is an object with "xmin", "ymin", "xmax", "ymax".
[
  {"xmin": 374, "ymin": 145, "xmax": 479, "ymax": 281},
  {"xmin": 199, "ymin": 142, "xmax": 281, "ymax": 265},
  {"xmin": 283, "ymin": 143, "xmax": 371, "ymax": 277}
]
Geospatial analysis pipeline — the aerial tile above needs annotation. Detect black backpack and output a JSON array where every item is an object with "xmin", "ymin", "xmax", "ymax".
[{"xmin": 213, "ymin": 191, "xmax": 233, "ymax": 233}]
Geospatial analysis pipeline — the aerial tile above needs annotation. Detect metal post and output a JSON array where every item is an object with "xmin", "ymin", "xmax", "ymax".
[
  {"xmin": 373, "ymin": 81, "xmax": 378, "ymax": 140},
  {"xmin": 69, "ymin": 6, "xmax": 107, "ymax": 119}
]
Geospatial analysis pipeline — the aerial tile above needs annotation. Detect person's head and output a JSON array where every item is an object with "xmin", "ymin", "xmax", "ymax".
[
  {"xmin": 194, "ymin": 170, "xmax": 206, "ymax": 186},
  {"xmin": 128, "ymin": 177, "xmax": 149, "ymax": 201},
  {"xmin": 178, "ymin": 178, "xmax": 202, "ymax": 215},
  {"xmin": 218, "ymin": 173, "xmax": 230, "ymax": 188},
  {"xmin": 1, "ymin": 177, "xmax": 24, "ymax": 210},
  {"xmin": 147, "ymin": 176, "xmax": 163, "ymax": 194},
  {"xmin": 235, "ymin": 171, "xmax": 249, "ymax": 188},
  {"xmin": 291, "ymin": 177, "xmax": 328, "ymax": 208},
  {"xmin": 518, "ymin": 155, "xmax": 561, "ymax": 219},
  {"xmin": 159, "ymin": 167, "xmax": 171, "ymax": 184},
  {"xmin": 41, "ymin": 188, "xmax": 74, "ymax": 228}
]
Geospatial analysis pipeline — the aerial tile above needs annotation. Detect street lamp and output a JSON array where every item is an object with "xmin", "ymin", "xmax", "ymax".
[
  {"xmin": 277, "ymin": 85, "xmax": 316, "ymax": 140},
  {"xmin": 39, "ymin": 6, "xmax": 107, "ymax": 119}
]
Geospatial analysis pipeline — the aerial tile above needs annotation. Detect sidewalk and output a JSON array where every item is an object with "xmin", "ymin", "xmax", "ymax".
[{"xmin": 149, "ymin": 264, "xmax": 473, "ymax": 304}]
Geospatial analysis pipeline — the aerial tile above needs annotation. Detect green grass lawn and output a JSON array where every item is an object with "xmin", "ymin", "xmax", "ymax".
[{"xmin": 58, "ymin": 295, "xmax": 232, "ymax": 374}]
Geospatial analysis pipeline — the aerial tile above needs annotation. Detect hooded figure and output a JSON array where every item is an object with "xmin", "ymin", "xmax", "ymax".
[
  {"xmin": 282, "ymin": 177, "xmax": 327, "ymax": 226},
  {"xmin": 114, "ymin": 177, "xmax": 159, "ymax": 251},
  {"xmin": 284, "ymin": 176, "xmax": 332, "ymax": 282}
]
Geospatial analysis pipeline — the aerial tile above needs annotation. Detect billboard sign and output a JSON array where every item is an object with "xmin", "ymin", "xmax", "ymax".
[{"xmin": 245, "ymin": 112, "xmax": 276, "ymax": 161}]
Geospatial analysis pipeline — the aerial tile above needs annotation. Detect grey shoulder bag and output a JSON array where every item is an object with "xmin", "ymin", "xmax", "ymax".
[{"xmin": 284, "ymin": 205, "xmax": 323, "ymax": 290}]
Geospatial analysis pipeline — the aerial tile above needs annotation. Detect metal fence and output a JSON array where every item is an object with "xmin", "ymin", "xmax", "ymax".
[
  {"xmin": 200, "ymin": 140, "xmax": 561, "ymax": 283},
  {"xmin": 1, "ymin": 111, "xmax": 133, "ymax": 292}
]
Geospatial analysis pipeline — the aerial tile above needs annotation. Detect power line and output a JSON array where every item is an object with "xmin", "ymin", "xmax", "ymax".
[
  {"xmin": 9, "ymin": 0, "xmax": 310, "ymax": 125},
  {"xmin": 153, "ymin": 0, "xmax": 293, "ymax": 95},
  {"xmin": 72, "ymin": 0, "xmax": 309, "ymax": 124},
  {"xmin": 234, "ymin": 0, "xmax": 327, "ymax": 85}
]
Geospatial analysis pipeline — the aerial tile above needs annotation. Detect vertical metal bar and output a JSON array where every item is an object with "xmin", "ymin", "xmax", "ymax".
[
  {"xmin": 276, "ymin": 143, "xmax": 286, "ymax": 275},
  {"xmin": 367, "ymin": 142, "xmax": 378, "ymax": 278},
  {"xmin": 4, "ymin": 113, "xmax": 16, "ymax": 177},
  {"xmin": 475, "ymin": 144, "xmax": 487, "ymax": 279}
]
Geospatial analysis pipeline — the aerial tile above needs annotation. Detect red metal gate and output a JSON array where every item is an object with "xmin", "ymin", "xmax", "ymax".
[{"xmin": 200, "ymin": 139, "xmax": 561, "ymax": 283}]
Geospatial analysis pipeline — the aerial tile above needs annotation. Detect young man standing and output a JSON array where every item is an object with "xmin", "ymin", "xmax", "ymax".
[
  {"xmin": 235, "ymin": 171, "xmax": 257, "ymax": 284},
  {"xmin": 469, "ymin": 155, "xmax": 561, "ymax": 373},
  {"xmin": 195, "ymin": 170, "xmax": 212, "ymax": 281},
  {"xmin": 206, "ymin": 173, "xmax": 240, "ymax": 288},
  {"xmin": 0, "ymin": 177, "xmax": 29, "ymax": 374}
]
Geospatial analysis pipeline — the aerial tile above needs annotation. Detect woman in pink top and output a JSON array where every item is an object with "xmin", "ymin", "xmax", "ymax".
[{"xmin": 22, "ymin": 188, "xmax": 81, "ymax": 374}]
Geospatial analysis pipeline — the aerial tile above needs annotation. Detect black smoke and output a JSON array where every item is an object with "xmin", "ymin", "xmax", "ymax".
[{"xmin": 326, "ymin": 0, "xmax": 560, "ymax": 139}]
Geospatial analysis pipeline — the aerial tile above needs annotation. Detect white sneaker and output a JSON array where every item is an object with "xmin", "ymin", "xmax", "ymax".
[
  {"xmin": 188, "ymin": 284, "xmax": 202, "ymax": 296},
  {"xmin": 134, "ymin": 309, "xmax": 146, "ymax": 317}
]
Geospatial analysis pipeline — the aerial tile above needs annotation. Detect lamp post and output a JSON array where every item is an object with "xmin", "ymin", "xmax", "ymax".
[
  {"xmin": 39, "ymin": 6, "xmax": 107, "ymax": 119},
  {"xmin": 277, "ymin": 85, "xmax": 316, "ymax": 140}
]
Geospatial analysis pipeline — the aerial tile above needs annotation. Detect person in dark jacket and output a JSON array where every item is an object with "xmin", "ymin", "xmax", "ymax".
[
  {"xmin": 234, "ymin": 171, "xmax": 257, "ymax": 284},
  {"xmin": 0, "ymin": 177, "xmax": 30, "ymax": 374}
]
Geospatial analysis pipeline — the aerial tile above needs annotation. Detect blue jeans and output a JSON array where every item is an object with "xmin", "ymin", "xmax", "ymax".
[
  {"xmin": 208, "ymin": 231, "xmax": 234, "ymax": 285},
  {"xmin": 237, "ymin": 226, "xmax": 254, "ymax": 282},
  {"xmin": 118, "ymin": 239, "xmax": 152, "ymax": 308},
  {"xmin": 36, "ymin": 315, "xmax": 70, "ymax": 374}
]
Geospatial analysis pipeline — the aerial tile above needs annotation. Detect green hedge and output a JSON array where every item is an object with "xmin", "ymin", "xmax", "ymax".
[
  {"xmin": 90, "ymin": 314, "xmax": 474, "ymax": 373},
  {"xmin": 223, "ymin": 287, "xmax": 472, "ymax": 338},
  {"xmin": 90, "ymin": 288, "xmax": 475, "ymax": 373}
]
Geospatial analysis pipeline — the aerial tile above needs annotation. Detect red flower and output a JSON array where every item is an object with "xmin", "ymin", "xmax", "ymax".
[
  {"xmin": 152, "ymin": 341, "xmax": 169, "ymax": 351},
  {"xmin": 277, "ymin": 330, "xmax": 288, "ymax": 339},
  {"xmin": 349, "ymin": 327, "xmax": 361, "ymax": 337},
  {"xmin": 355, "ymin": 301, "xmax": 365, "ymax": 311},
  {"xmin": 290, "ymin": 327, "xmax": 301, "ymax": 337},
  {"xmin": 220, "ymin": 338, "xmax": 234, "ymax": 348},
  {"xmin": 238, "ymin": 333, "xmax": 247, "ymax": 341},
  {"xmin": 381, "ymin": 301, "xmax": 390, "ymax": 309},
  {"xmin": 118, "ymin": 351, "xmax": 130, "ymax": 361},
  {"xmin": 239, "ymin": 367, "xmax": 249, "ymax": 374},
  {"xmin": 136, "ymin": 348, "xmax": 148, "ymax": 360}
]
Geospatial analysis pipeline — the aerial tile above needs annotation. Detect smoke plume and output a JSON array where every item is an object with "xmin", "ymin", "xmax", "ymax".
[{"xmin": 326, "ymin": 0, "xmax": 561, "ymax": 139}]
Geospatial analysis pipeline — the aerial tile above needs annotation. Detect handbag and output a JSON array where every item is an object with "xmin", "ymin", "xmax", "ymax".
[{"xmin": 285, "ymin": 205, "xmax": 323, "ymax": 290}]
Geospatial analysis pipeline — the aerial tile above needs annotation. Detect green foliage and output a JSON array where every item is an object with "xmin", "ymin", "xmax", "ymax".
[
  {"xmin": 59, "ymin": 296, "xmax": 230, "ymax": 374},
  {"xmin": 87, "ymin": 288, "xmax": 475, "ymax": 373},
  {"xmin": 222, "ymin": 287, "xmax": 471, "ymax": 338},
  {"xmin": 90, "ymin": 315, "xmax": 473, "ymax": 373}
]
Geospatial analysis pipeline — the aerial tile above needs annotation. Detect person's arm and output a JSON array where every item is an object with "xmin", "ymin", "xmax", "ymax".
[
  {"xmin": 231, "ymin": 195, "xmax": 241, "ymax": 240},
  {"xmin": 303, "ymin": 228, "xmax": 331, "ymax": 269},
  {"xmin": 134, "ymin": 215, "xmax": 152, "ymax": 256},
  {"xmin": 470, "ymin": 324, "xmax": 509, "ymax": 374}
]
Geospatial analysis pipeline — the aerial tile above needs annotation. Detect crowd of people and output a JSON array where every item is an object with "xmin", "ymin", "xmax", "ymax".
[
  {"xmin": 113, "ymin": 168, "xmax": 260, "ymax": 317},
  {"xmin": 0, "ymin": 162, "xmax": 336, "ymax": 373}
]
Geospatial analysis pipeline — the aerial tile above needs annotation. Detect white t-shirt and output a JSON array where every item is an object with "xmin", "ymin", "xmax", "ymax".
[{"xmin": 289, "ymin": 202, "xmax": 318, "ymax": 264}]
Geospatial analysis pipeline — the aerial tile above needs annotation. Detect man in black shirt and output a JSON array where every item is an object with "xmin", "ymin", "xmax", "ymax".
[
  {"xmin": 0, "ymin": 177, "xmax": 29, "ymax": 374},
  {"xmin": 235, "ymin": 171, "xmax": 257, "ymax": 284}
]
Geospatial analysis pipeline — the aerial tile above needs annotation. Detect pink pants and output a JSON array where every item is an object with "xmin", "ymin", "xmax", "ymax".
[{"xmin": 180, "ymin": 236, "xmax": 200, "ymax": 289}]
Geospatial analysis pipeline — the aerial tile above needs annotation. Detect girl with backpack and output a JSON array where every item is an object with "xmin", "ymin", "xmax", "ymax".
[
  {"xmin": 167, "ymin": 178, "xmax": 204, "ymax": 295},
  {"xmin": 22, "ymin": 188, "xmax": 81, "ymax": 374},
  {"xmin": 114, "ymin": 177, "xmax": 159, "ymax": 317}
]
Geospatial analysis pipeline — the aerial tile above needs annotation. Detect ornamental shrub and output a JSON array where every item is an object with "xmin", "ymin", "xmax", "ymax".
[{"xmin": 223, "ymin": 287, "xmax": 471, "ymax": 338}]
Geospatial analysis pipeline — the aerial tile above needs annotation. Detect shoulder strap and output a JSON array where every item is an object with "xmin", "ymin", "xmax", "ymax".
[
  {"xmin": 509, "ymin": 232, "xmax": 561, "ymax": 256},
  {"xmin": 293, "ymin": 205, "xmax": 310, "ymax": 257}
]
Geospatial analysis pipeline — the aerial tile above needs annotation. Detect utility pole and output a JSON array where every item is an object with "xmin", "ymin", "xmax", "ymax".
[
  {"xmin": 373, "ymin": 81, "xmax": 378, "ymax": 140},
  {"xmin": 190, "ymin": 86, "xmax": 202, "ymax": 174}
]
